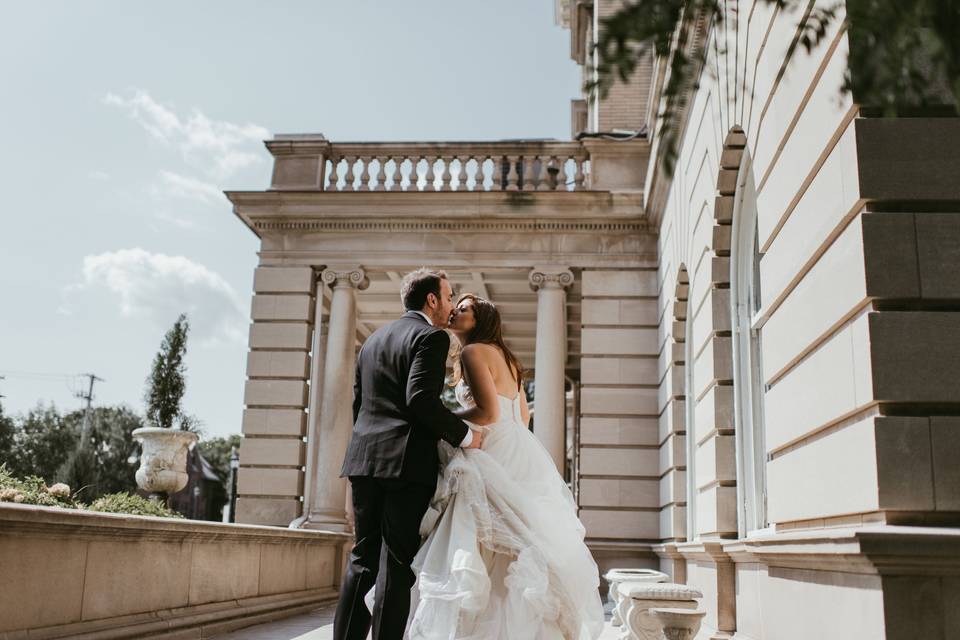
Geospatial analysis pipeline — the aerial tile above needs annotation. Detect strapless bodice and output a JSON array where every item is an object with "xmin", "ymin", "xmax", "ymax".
[{"xmin": 454, "ymin": 379, "xmax": 524, "ymax": 428}]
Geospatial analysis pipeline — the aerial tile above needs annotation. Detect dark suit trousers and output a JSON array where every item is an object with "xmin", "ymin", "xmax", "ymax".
[{"xmin": 333, "ymin": 476, "xmax": 435, "ymax": 640}]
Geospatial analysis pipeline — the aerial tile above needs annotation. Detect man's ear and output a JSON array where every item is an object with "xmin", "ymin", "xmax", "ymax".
[{"xmin": 426, "ymin": 292, "xmax": 437, "ymax": 308}]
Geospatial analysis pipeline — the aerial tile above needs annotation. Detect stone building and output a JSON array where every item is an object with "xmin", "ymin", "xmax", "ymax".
[{"xmin": 226, "ymin": 1, "xmax": 960, "ymax": 638}]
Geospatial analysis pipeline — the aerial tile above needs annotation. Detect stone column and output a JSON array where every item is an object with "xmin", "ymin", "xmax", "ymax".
[
  {"xmin": 302, "ymin": 266, "xmax": 368, "ymax": 532},
  {"xmin": 529, "ymin": 267, "xmax": 574, "ymax": 472}
]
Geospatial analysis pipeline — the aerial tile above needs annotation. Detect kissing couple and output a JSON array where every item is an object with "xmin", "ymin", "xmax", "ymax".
[{"xmin": 333, "ymin": 268, "xmax": 604, "ymax": 640}]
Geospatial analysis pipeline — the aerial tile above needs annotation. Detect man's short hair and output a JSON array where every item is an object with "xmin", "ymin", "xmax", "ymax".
[{"xmin": 401, "ymin": 268, "xmax": 448, "ymax": 311}]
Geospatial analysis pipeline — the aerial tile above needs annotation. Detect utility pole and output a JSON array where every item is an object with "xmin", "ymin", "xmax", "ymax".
[{"xmin": 76, "ymin": 373, "xmax": 104, "ymax": 449}]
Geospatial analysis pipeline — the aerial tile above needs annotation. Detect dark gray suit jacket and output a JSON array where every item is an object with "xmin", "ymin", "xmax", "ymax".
[{"xmin": 340, "ymin": 311, "xmax": 470, "ymax": 486}]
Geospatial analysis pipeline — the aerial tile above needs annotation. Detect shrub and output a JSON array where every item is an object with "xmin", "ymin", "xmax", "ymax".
[
  {"xmin": 0, "ymin": 464, "xmax": 181, "ymax": 518},
  {"xmin": 88, "ymin": 493, "xmax": 182, "ymax": 519},
  {"xmin": 0, "ymin": 464, "xmax": 79, "ymax": 508}
]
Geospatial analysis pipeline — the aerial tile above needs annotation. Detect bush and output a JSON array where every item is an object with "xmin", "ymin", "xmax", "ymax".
[
  {"xmin": 88, "ymin": 493, "xmax": 182, "ymax": 519},
  {"xmin": 0, "ymin": 464, "xmax": 180, "ymax": 518},
  {"xmin": 0, "ymin": 464, "xmax": 78, "ymax": 508}
]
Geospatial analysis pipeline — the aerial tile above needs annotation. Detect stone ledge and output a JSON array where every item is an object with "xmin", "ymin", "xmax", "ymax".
[
  {"xmin": 720, "ymin": 525, "xmax": 960, "ymax": 576},
  {"xmin": 0, "ymin": 504, "xmax": 350, "ymax": 638},
  {"xmin": 0, "ymin": 503, "xmax": 346, "ymax": 545}
]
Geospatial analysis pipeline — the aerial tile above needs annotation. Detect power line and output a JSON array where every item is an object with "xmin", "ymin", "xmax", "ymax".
[{"xmin": 75, "ymin": 373, "xmax": 105, "ymax": 449}]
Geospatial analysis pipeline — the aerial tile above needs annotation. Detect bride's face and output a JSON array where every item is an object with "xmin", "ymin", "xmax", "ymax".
[{"xmin": 448, "ymin": 300, "xmax": 476, "ymax": 334}]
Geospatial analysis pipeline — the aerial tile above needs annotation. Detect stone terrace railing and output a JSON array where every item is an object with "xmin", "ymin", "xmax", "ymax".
[
  {"xmin": 0, "ymin": 503, "xmax": 350, "ymax": 639},
  {"xmin": 326, "ymin": 141, "xmax": 589, "ymax": 192},
  {"xmin": 265, "ymin": 137, "xmax": 610, "ymax": 192}
]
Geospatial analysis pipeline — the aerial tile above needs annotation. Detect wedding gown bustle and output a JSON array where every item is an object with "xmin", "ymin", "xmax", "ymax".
[{"xmin": 405, "ymin": 380, "xmax": 605, "ymax": 640}]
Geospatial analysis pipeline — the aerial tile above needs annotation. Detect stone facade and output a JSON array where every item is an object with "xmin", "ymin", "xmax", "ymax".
[{"xmin": 225, "ymin": 2, "xmax": 960, "ymax": 638}]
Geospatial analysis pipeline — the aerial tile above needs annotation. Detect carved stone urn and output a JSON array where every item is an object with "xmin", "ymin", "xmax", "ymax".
[{"xmin": 132, "ymin": 427, "xmax": 198, "ymax": 496}]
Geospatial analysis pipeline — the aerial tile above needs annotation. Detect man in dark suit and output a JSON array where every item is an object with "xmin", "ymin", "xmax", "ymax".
[{"xmin": 333, "ymin": 268, "xmax": 482, "ymax": 640}]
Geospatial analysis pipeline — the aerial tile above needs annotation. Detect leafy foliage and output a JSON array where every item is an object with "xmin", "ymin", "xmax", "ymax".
[
  {"xmin": 197, "ymin": 434, "xmax": 243, "ymax": 481},
  {"xmin": 144, "ymin": 314, "xmax": 191, "ymax": 430},
  {"xmin": 56, "ymin": 446, "xmax": 100, "ymax": 502},
  {"xmin": 590, "ymin": 0, "xmax": 960, "ymax": 174},
  {"xmin": 88, "ymin": 492, "xmax": 182, "ymax": 518},
  {"xmin": 0, "ymin": 464, "xmax": 80, "ymax": 508},
  {"xmin": 0, "ymin": 403, "xmax": 143, "ymax": 500}
]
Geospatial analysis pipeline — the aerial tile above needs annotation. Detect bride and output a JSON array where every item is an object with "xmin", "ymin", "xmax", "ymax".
[{"xmin": 405, "ymin": 293, "xmax": 605, "ymax": 639}]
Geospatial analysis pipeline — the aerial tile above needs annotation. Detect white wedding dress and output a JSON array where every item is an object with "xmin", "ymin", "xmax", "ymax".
[{"xmin": 405, "ymin": 380, "xmax": 605, "ymax": 639}]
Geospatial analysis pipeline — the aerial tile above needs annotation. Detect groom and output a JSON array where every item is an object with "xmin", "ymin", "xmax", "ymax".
[{"xmin": 333, "ymin": 268, "xmax": 483, "ymax": 640}]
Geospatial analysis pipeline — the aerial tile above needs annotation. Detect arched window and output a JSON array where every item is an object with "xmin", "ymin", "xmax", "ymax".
[{"xmin": 729, "ymin": 152, "xmax": 768, "ymax": 535}]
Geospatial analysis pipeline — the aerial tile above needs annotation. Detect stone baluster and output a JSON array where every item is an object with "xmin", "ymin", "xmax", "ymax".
[
  {"xmin": 424, "ymin": 156, "xmax": 436, "ymax": 192},
  {"xmin": 555, "ymin": 156, "xmax": 569, "ymax": 191},
  {"xmin": 407, "ymin": 157, "xmax": 420, "ymax": 191},
  {"xmin": 528, "ymin": 267, "xmax": 574, "ymax": 472},
  {"xmin": 538, "ymin": 156, "xmax": 554, "ymax": 191},
  {"xmin": 473, "ymin": 156, "xmax": 486, "ymax": 191},
  {"xmin": 505, "ymin": 155, "xmax": 520, "ymax": 191},
  {"xmin": 356, "ymin": 157, "xmax": 370, "ymax": 191},
  {"xmin": 343, "ymin": 156, "xmax": 356, "ymax": 191},
  {"xmin": 327, "ymin": 157, "xmax": 340, "ymax": 191},
  {"xmin": 522, "ymin": 155, "xmax": 536, "ymax": 191},
  {"xmin": 302, "ymin": 266, "xmax": 369, "ymax": 532},
  {"xmin": 374, "ymin": 156, "xmax": 387, "ymax": 191},
  {"xmin": 384, "ymin": 157, "xmax": 398, "ymax": 192},
  {"xmin": 439, "ymin": 156, "xmax": 452, "ymax": 191},
  {"xmin": 574, "ymin": 156, "xmax": 586, "ymax": 191},
  {"xmin": 492, "ymin": 155, "xmax": 504, "ymax": 190}
]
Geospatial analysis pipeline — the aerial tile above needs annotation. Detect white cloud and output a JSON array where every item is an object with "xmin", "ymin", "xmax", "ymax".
[
  {"xmin": 88, "ymin": 170, "xmax": 110, "ymax": 181},
  {"xmin": 64, "ymin": 248, "xmax": 247, "ymax": 347},
  {"xmin": 103, "ymin": 89, "xmax": 270, "ymax": 180},
  {"xmin": 155, "ymin": 170, "xmax": 223, "ymax": 205}
]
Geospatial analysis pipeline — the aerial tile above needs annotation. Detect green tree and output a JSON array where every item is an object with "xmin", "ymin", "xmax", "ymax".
[
  {"xmin": 0, "ymin": 402, "xmax": 15, "ymax": 466},
  {"xmin": 66, "ymin": 406, "xmax": 143, "ymax": 496},
  {"xmin": 197, "ymin": 434, "xmax": 243, "ymax": 481},
  {"xmin": 144, "ymin": 313, "xmax": 191, "ymax": 430},
  {"xmin": 591, "ymin": 0, "xmax": 960, "ymax": 174},
  {"xmin": 6, "ymin": 403, "xmax": 77, "ymax": 481}
]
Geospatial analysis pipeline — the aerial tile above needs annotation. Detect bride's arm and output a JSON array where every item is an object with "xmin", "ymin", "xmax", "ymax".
[
  {"xmin": 519, "ymin": 385, "xmax": 531, "ymax": 428},
  {"xmin": 453, "ymin": 344, "xmax": 500, "ymax": 426}
]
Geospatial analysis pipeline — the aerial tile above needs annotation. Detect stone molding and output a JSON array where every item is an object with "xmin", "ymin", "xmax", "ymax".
[
  {"xmin": 320, "ymin": 267, "xmax": 369, "ymax": 290},
  {"xmin": 0, "ymin": 502, "xmax": 350, "ymax": 546},
  {"xmin": 253, "ymin": 218, "xmax": 649, "ymax": 235},
  {"xmin": 718, "ymin": 526, "xmax": 960, "ymax": 576},
  {"xmin": 529, "ymin": 267, "xmax": 575, "ymax": 291}
]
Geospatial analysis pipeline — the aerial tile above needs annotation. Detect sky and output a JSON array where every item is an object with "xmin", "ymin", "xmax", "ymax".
[{"xmin": 0, "ymin": 1, "xmax": 582, "ymax": 438}]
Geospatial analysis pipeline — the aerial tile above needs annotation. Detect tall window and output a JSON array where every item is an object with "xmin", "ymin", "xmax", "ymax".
[{"xmin": 730, "ymin": 155, "xmax": 768, "ymax": 535}]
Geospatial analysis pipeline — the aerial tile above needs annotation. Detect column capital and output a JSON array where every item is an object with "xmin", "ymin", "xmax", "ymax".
[
  {"xmin": 320, "ymin": 266, "xmax": 369, "ymax": 290},
  {"xmin": 528, "ymin": 267, "xmax": 574, "ymax": 291}
]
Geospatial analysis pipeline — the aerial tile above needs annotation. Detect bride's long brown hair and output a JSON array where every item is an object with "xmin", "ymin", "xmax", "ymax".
[{"xmin": 450, "ymin": 293, "xmax": 524, "ymax": 391}]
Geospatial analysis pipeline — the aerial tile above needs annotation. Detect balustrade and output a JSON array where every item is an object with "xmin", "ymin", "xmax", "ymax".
[{"xmin": 322, "ymin": 142, "xmax": 590, "ymax": 192}]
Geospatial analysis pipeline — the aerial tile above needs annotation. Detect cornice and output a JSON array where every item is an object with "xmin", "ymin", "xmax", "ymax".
[
  {"xmin": 0, "ymin": 503, "xmax": 352, "ymax": 546},
  {"xmin": 716, "ymin": 526, "xmax": 960, "ymax": 576},
  {"xmin": 225, "ymin": 189, "xmax": 649, "ymax": 238}
]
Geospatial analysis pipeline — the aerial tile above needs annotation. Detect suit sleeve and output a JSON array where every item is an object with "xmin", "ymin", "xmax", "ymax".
[
  {"xmin": 406, "ymin": 329, "xmax": 470, "ymax": 447},
  {"xmin": 352, "ymin": 346, "xmax": 363, "ymax": 424}
]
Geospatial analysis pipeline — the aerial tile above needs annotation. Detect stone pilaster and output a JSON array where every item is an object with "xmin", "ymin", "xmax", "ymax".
[{"xmin": 236, "ymin": 266, "xmax": 315, "ymax": 526}]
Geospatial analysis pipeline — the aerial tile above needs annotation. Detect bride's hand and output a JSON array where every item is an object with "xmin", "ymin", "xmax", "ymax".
[{"xmin": 465, "ymin": 428, "xmax": 484, "ymax": 449}]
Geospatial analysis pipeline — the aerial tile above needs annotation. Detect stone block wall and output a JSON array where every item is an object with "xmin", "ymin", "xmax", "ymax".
[
  {"xmin": 236, "ymin": 266, "xmax": 316, "ymax": 526},
  {"xmin": 578, "ymin": 269, "xmax": 661, "ymax": 561}
]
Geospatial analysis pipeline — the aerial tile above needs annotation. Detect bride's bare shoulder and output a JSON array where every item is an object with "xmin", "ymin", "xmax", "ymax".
[{"xmin": 461, "ymin": 342, "xmax": 499, "ymax": 360}]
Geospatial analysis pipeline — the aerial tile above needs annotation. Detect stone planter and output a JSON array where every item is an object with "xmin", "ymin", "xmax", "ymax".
[
  {"xmin": 604, "ymin": 568, "xmax": 669, "ymax": 626},
  {"xmin": 132, "ymin": 427, "xmax": 199, "ymax": 495},
  {"xmin": 623, "ymin": 582, "xmax": 702, "ymax": 640},
  {"xmin": 650, "ymin": 607, "xmax": 707, "ymax": 640}
]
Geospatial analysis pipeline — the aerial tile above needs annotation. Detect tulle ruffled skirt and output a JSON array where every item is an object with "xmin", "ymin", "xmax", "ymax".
[{"xmin": 405, "ymin": 419, "xmax": 605, "ymax": 640}]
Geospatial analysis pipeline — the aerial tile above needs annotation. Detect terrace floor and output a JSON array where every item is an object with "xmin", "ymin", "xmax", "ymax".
[{"xmin": 214, "ymin": 601, "xmax": 622, "ymax": 639}]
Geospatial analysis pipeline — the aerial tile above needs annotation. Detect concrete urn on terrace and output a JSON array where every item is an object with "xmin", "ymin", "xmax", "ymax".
[{"xmin": 132, "ymin": 427, "xmax": 198, "ymax": 495}]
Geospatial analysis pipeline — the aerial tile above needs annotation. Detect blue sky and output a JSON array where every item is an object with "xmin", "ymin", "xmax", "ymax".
[{"xmin": 0, "ymin": 1, "xmax": 581, "ymax": 438}]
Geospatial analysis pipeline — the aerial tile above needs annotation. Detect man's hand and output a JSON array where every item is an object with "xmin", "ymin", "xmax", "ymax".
[{"xmin": 464, "ymin": 429, "xmax": 484, "ymax": 449}]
